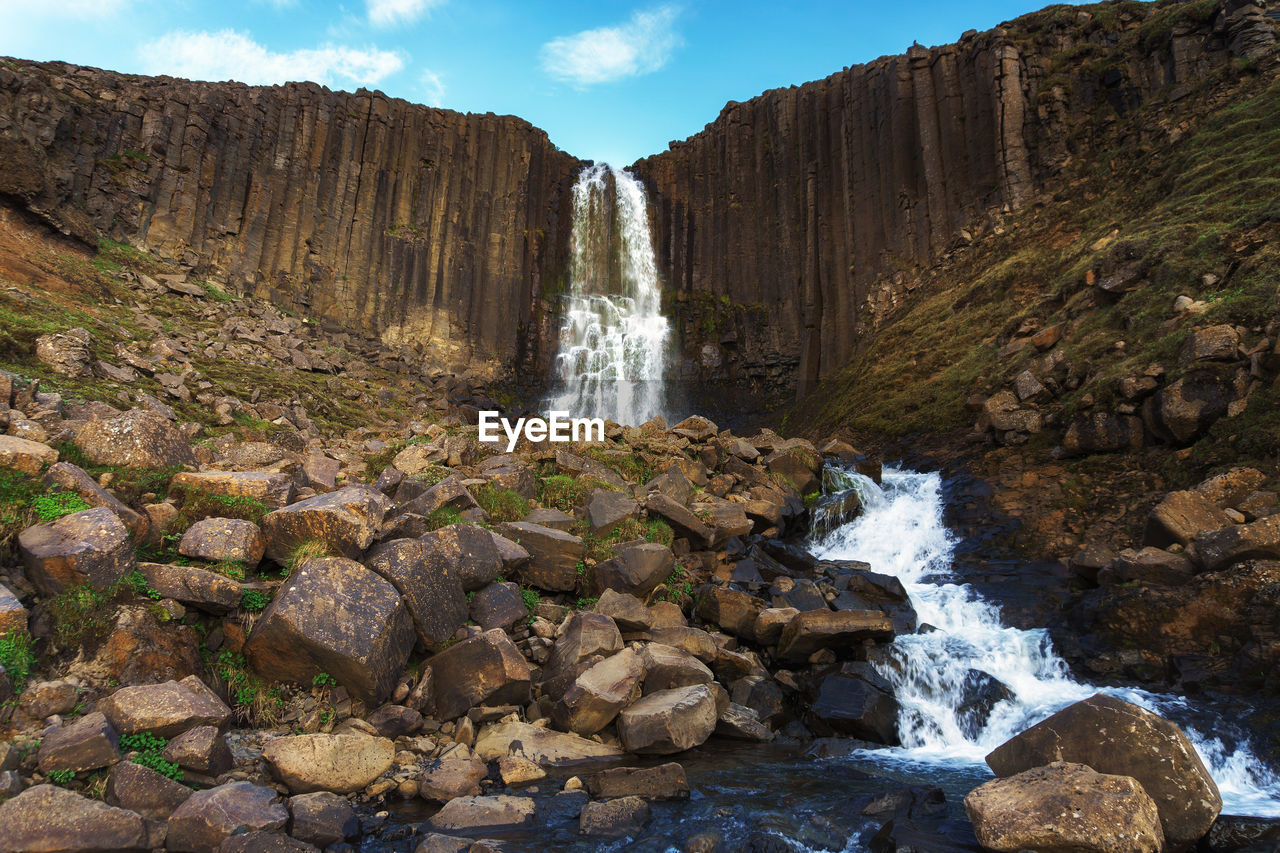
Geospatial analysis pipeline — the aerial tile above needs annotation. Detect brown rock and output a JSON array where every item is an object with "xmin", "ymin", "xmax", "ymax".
[
  {"xmin": 262, "ymin": 732, "xmax": 394, "ymax": 794},
  {"xmin": 105, "ymin": 760, "xmax": 194, "ymax": 820},
  {"xmin": 1194, "ymin": 515, "xmax": 1280, "ymax": 572},
  {"xmin": 1144, "ymin": 490, "xmax": 1235, "ymax": 549},
  {"xmin": 0, "ymin": 784, "xmax": 147, "ymax": 852},
  {"xmin": 579, "ymin": 795, "xmax": 650, "ymax": 838},
  {"xmin": 169, "ymin": 471, "xmax": 296, "ymax": 511},
  {"xmin": 162, "ymin": 725, "xmax": 234, "ymax": 776},
  {"xmin": 99, "ymin": 676, "xmax": 231, "ymax": 738},
  {"xmin": 639, "ymin": 643, "xmax": 713, "ymax": 694},
  {"xmin": 493, "ymin": 521, "xmax": 584, "ymax": 592},
  {"xmin": 19, "ymin": 506, "xmax": 135, "ymax": 595},
  {"xmin": 43, "ymin": 462, "xmax": 148, "ymax": 539},
  {"xmin": 36, "ymin": 329, "xmax": 94, "ymax": 378},
  {"xmin": 418, "ymin": 752, "xmax": 488, "ymax": 802},
  {"xmin": 166, "ymin": 781, "xmax": 289, "ymax": 853},
  {"xmin": 179, "ymin": 518, "xmax": 266, "ymax": 567},
  {"xmin": 593, "ymin": 543, "xmax": 675, "ymax": 598},
  {"xmin": 261, "ymin": 486, "xmax": 391, "ymax": 563},
  {"xmin": 586, "ymin": 762, "xmax": 689, "ymax": 800},
  {"xmin": 287, "ymin": 792, "xmax": 358, "ymax": 847},
  {"xmin": 427, "ymin": 795, "xmax": 535, "ymax": 833},
  {"xmin": 593, "ymin": 589, "xmax": 653, "ymax": 632},
  {"xmin": 695, "ymin": 586, "xmax": 764, "ymax": 639},
  {"xmin": 427, "ymin": 629, "xmax": 532, "ymax": 720},
  {"xmin": 775, "ymin": 609, "xmax": 895, "ymax": 660},
  {"xmin": 617, "ymin": 684, "xmax": 718, "ymax": 755},
  {"xmin": 552, "ymin": 647, "xmax": 645, "ymax": 735},
  {"xmin": 37, "ymin": 712, "xmax": 120, "ymax": 773},
  {"xmin": 472, "ymin": 721, "xmax": 624, "ymax": 765},
  {"xmin": 644, "ymin": 494, "xmax": 712, "ymax": 548},
  {"xmin": 0, "ymin": 434, "xmax": 58, "ymax": 475},
  {"xmin": 545, "ymin": 611, "xmax": 622, "ymax": 676},
  {"xmin": 74, "ymin": 409, "xmax": 196, "ymax": 469},
  {"xmin": 244, "ymin": 557, "xmax": 414, "ymax": 704},
  {"xmin": 139, "ymin": 562, "xmax": 243, "ymax": 613},
  {"xmin": 1063, "ymin": 411, "xmax": 1144, "ymax": 455}
]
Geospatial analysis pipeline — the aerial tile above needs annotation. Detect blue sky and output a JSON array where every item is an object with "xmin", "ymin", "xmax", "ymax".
[{"xmin": 0, "ymin": 0, "xmax": 1084, "ymax": 165}]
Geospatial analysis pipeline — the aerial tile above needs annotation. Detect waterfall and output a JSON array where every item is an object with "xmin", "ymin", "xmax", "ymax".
[
  {"xmin": 809, "ymin": 466, "xmax": 1280, "ymax": 817},
  {"xmin": 548, "ymin": 163, "xmax": 669, "ymax": 426}
]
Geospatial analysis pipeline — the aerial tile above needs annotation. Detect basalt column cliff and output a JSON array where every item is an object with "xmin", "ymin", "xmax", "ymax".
[
  {"xmin": 0, "ymin": 61, "xmax": 582, "ymax": 379},
  {"xmin": 632, "ymin": 1, "xmax": 1275, "ymax": 391}
]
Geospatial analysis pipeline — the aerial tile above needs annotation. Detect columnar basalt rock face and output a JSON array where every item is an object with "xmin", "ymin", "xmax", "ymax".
[
  {"xmin": 0, "ymin": 60, "xmax": 582, "ymax": 379},
  {"xmin": 630, "ymin": 5, "xmax": 1249, "ymax": 391}
]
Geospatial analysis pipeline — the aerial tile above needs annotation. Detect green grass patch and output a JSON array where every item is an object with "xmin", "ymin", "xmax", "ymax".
[
  {"xmin": 30, "ymin": 492, "xmax": 92, "ymax": 522},
  {"xmin": 240, "ymin": 589, "xmax": 270, "ymax": 612},
  {"xmin": 119, "ymin": 731, "xmax": 183, "ymax": 782},
  {"xmin": 212, "ymin": 650, "xmax": 283, "ymax": 725},
  {"xmin": 0, "ymin": 629, "xmax": 36, "ymax": 693},
  {"xmin": 471, "ymin": 483, "xmax": 530, "ymax": 523}
]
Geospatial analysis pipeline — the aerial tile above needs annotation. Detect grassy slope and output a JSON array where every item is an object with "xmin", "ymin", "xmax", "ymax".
[{"xmin": 795, "ymin": 57, "xmax": 1280, "ymax": 484}]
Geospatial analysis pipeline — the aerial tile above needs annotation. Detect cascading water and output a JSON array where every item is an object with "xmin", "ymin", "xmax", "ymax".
[
  {"xmin": 548, "ymin": 163, "xmax": 669, "ymax": 426},
  {"xmin": 810, "ymin": 466, "xmax": 1280, "ymax": 817}
]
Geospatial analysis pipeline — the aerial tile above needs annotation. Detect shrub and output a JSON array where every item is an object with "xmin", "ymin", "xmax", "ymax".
[
  {"xmin": 520, "ymin": 588, "xmax": 540, "ymax": 611},
  {"xmin": 425, "ymin": 505, "xmax": 464, "ymax": 531},
  {"xmin": 312, "ymin": 672, "xmax": 337, "ymax": 687},
  {"xmin": 241, "ymin": 589, "xmax": 270, "ymax": 612},
  {"xmin": 123, "ymin": 569, "xmax": 161, "ymax": 600},
  {"xmin": 46, "ymin": 768, "xmax": 75, "ymax": 786},
  {"xmin": 212, "ymin": 650, "xmax": 283, "ymax": 725}
]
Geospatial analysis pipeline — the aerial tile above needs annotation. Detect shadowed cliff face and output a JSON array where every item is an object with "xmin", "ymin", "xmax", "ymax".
[
  {"xmin": 631, "ymin": 0, "xmax": 1273, "ymax": 394},
  {"xmin": 0, "ymin": 60, "xmax": 582, "ymax": 380}
]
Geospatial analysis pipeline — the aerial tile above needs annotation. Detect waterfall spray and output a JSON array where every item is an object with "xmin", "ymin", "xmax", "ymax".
[{"xmin": 548, "ymin": 164, "xmax": 669, "ymax": 426}]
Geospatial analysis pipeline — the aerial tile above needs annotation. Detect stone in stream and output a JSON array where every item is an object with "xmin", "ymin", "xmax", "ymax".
[
  {"xmin": 965, "ymin": 762, "xmax": 1164, "ymax": 853},
  {"xmin": 985, "ymin": 693, "xmax": 1221, "ymax": 851},
  {"xmin": 0, "ymin": 784, "xmax": 148, "ymax": 852},
  {"xmin": 426, "ymin": 628, "xmax": 531, "ymax": 720},
  {"xmin": 288, "ymin": 791, "xmax": 359, "ymax": 847},
  {"xmin": 809, "ymin": 662, "xmax": 900, "ymax": 745},
  {"xmin": 260, "ymin": 485, "xmax": 391, "ymax": 562},
  {"xmin": 244, "ymin": 557, "xmax": 414, "ymax": 705},
  {"xmin": 472, "ymin": 721, "xmax": 624, "ymax": 765},
  {"xmin": 579, "ymin": 795, "xmax": 651, "ymax": 838},
  {"xmin": 166, "ymin": 781, "xmax": 289, "ymax": 853},
  {"xmin": 261, "ymin": 732, "xmax": 394, "ymax": 794},
  {"xmin": 954, "ymin": 671, "xmax": 1015, "ymax": 740},
  {"xmin": 494, "ymin": 521, "xmax": 585, "ymax": 592},
  {"xmin": 586, "ymin": 762, "xmax": 690, "ymax": 800},
  {"xmin": 617, "ymin": 683, "xmax": 719, "ymax": 755},
  {"xmin": 418, "ymin": 751, "xmax": 488, "ymax": 802},
  {"xmin": 19, "ymin": 506, "xmax": 135, "ymax": 596},
  {"xmin": 775, "ymin": 609, "xmax": 895, "ymax": 660},
  {"xmin": 428, "ymin": 795, "xmax": 536, "ymax": 833}
]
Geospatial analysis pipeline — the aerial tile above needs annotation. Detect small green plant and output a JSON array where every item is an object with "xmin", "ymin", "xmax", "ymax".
[
  {"xmin": 575, "ymin": 597, "xmax": 598, "ymax": 610},
  {"xmin": 120, "ymin": 732, "xmax": 183, "ymax": 781},
  {"xmin": 48, "ymin": 583, "xmax": 119, "ymax": 649},
  {"xmin": 211, "ymin": 560, "xmax": 247, "ymax": 580},
  {"xmin": 124, "ymin": 569, "xmax": 161, "ymax": 600},
  {"xmin": 520, "ymin": 588, "xmax": 540, "ymax": 611},
  {"xmin": 425, "ymin": 505, "xmax": 465, "ymax": 531},
  {"xmin": 284, "ymin": 540, "xmax": 332, "ymax": 575},
  {"xmin": 241, "ymin": 589, "xmax": 270, "ymax": 612},
  {"xmin": 201, "ymin": 281, "xmax": 233, "ymax": 302},
  {"xmin": 31, "ymin": 492, "xmax": 92, "ymax": 522},
  {"xmin": 46, "ymin": 769, "xmax": 76, "ymax": 786},
  {"xmin": 312, "ymin": 672, "xmax": 337, "ymax": 687},
  {"xmin": 213, "ymin": 650, "xmax": 283, "ymax": 725},
  {"xmin": 0, "ymin": 629, "xmax": 35, "ymax": 693}
]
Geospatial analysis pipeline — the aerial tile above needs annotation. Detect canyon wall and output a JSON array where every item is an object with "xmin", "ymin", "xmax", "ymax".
[
  {"xmin": 0, "ymin": 60, "xmax": 582, "ymax": 379},
  {"xmin": 632, "ymin": 0, "xmax": 1273, "ymax": 392}
]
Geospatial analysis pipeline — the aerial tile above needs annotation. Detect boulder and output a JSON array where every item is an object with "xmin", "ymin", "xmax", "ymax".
[
  {"xmin": 639, "ymin": 643, "xmax": 714, "ymax": 694},
  {"xmin": 717, "ymin": 702, "xmax": 774, "ymax": 742},
  {"xmin": 763, "ymin": 446, "xmax": 822, "ymax": 495},
  {"xmin": 179, "ymin": 518, "xmax": 266, "ymax": 567},
  {"xmin": 648, "ymin": 626, "xmax": 718, "ymax": 663},
  {"xmin": 730, "ymin": 675, "xmax": 786, "ymax": 727},
  {"xmin": 428, "ymin": 795, "xmax": 536, "ymax": 833},
  {"xmin": 1194, "ymin": 515, "xmax": 1280, "ymax": 572},
  {"xmin": 472, "ymin": 721, "xmax": 624, "ymax": 765},
  {"xmin": 1195, "ymin": 467, "xmax": 1267, "ymax": 509},
  {"xmin": 166, "ymin": 781, "xmax": 289, "ymax": 853},
  {"xmin": 74, "ymin": 409, "xmax": 196, "ymax": 469},
  {"xmin": 593, "ymin": 543, "xmax": 675, "ymax": 598},
  {"xmin": 1063, "ymin": 411, "xmax": 1144, "ymax": 455},
  {"xmin": 965, "ymin": 762, "xmax": 1164, "ymax": 853},
  {"xmin": 392, "ymin": 475, "xmax": 479, "ymax": 520},
  {"xmin": 586, "ymin": 762, "xmax": 689, "ymax": 800},
  {"xmin": 365, "ymin": 704, "xmax": 423, "ymax": 739},
  {"xmin": 1143, "ymin": 370, "xmax": 1232, "ymax": 445},
  {"xmin": 521, "ymin": 507, "xmax": 575, "ymax": 531},
  {"xmin": 364, "ymin": 539, "xmax": 466, "ymax": 646},
  {"xmin": 169, "ymin": 471, "xmax": 296, "ymax": 511},
  {"xmin": 0, "ymin": 582, "xmax": 28, "ymax": 637},
  {"xmin": 493, "ymin": 522, "xmax": 584, "ymax": 592},
  {"xmin": 644, "ymin": 494, "xmax": 712, "ymax": 548},
  {"xmin": 0, "ymin": 434, "xmax": 58, "ymax": 475},
  {"xmin": 546, "ymin": 612, "xmax": 623, "ymax": 676},
  {"xmin": 1181, "ymin": 324, "xmax": 1239, "ymax": 363},
  {"xmin": 1144, "ymin": 491, "xmax": 1235, "ymax": 548},
  {"xmin": 552, "ymin": 647, "xmax": 646, "ymax": 735},
  {"xmin": 99, "ymin": 676, "xmax": 231, "ymax": 737},
  {"xmin": 19, "ymin": 507, "xmax": 135, "ymax": 596},
  {"xmin": 36, "ymin": 329, "xmax": 93, "ymax": 377},
  {"xmin": 138, "ymin": 562, "xmax": 242, "ymax": 613},
  {"xmin": 105, "ymin": 760, "xmax": 194, "ymax": 820},
  {"xmin": 775, "ymin": 609, "xmax": 895, "ymax": 660},
  {"xmin": 753, "ymin": 607, "xmax": 800, "ymax": 646},
  {"xmin": 986, "ymin": 694, "xmax": 1220, "ymax": 850},
  {"xmin": 163, "ymin": 725, "xmax": 233, "ymax": 776},
  {"xmin": 579, "ymin": 795, "xmax": 650, "ymax": 838},
  {"xmin": 424, "ymin": 523, "xmax": 506, "ymax": 591},
  {"xmin": 496, "ymin": 754, "xmax": 545, "ymax": 786},
  {"xmin": 586, "ymin": 490, "xmax": 639, "ymax": 535},
  {"xmin": 594, "ymin": 589, "xmax": 653, "ymax": 632},
  {"xmin": 617, "ymin": 684, "xmax": 718, "ymax": 755},
  {"xmin": 37, "ymin": 712, "xmax": 120, "ymax": 773},
  {"xmin": 262, "ymin": 732, "xmax": 394, "ymax": 794},
  {"xmin": 216, "ymin": 832, "xmax": 318, "ymax": 852},
  {"xmin": 80, "ymin": 605, "xmax": 203, "ymax": 685},
  {"xmin": 695, "ymin": 586, "xmax": 764, "ymax": 639},
  {"xmin": 1100, "ymin": 547, "xmax": 1196, "ymax": 587},
  {"xmin": 0, "ymin": 784, "xmax": 147, "ymax": 852},
  {"xmin": 288, "ymin": 792, "xmax": 358, "ymax": 848},
  {"xmin": 427, "ymin": 629, "xmax": 532, "ymax": 720},
  {"xmin": 809, "ymin": 662, "xmax": 900, "ymax": 744},
  {"xmin": 43, "ymin": 462, "xmax": 148, "ymax": 539},
  {"xmin": 261, "ymin": 486, "xmax": 391, "ymax": 563},
  {"xmin": 245, "ymin": 557, "xmax": 413, "ymax": 704},
  {"xmin": 469, "ymin": 581, "xmax": 528, "ymax": 631},
  {"xmin": 418, "ymin": 751, "xmax": 488, "ymax": 802}
]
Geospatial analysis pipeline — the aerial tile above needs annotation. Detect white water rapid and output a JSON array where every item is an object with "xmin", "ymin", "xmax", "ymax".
[
  {"xmin": 809, "ymin": 466, "xmax": 1280, "ymax": 817},
  {"xmin": 548, "ymin": 163, "xmax": 669, "ymax": 426}
]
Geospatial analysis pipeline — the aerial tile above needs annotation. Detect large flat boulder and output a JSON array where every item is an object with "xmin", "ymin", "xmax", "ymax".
[
  {"xmin": 74, "ymin": 409, "xmax": 196, "ymax": 469},
  {"xmin": 418, "ymin": 752, "xmax": 488, "ymax": 802},
  {"xmin": 965, "ymin": 762, "xmax": 1164, "ymax": 853},
  {"xmin": 1144, "ymin": 490, "xmax": 1235, "ymax": 548},
  {"xmin": 169, "ymin": 471, "xmax": 296, "ymax": 511},
  {"xmin": 427, "ymin": 795, "xmax": 535, "ymax": 834},
  {"xmin": 985, "ymin": 694, "xmax": 1220, "ymax": 851},
  {"xmin": 260, "ymin": 486, "xmax": 391, "ymax": 563},
  {"xmin": 426, "ymin": 629, "xmax": 531, "ymax": 720},
  {"xmin": 586, "ymin": 763, "xmax": 689, "ymax": 800},
  {"xmin": 809, "ymin": 662, "xmax": 899, "ymax": 744},
  {"xmin": 244, "ymin": 557, "xmax": 414, "ymax": 704},
  {"xmin": 105, "ymin": 760, "xmax": 194, "ymax": 820},
  {"xmin": 617, "ymin": 684, "xmax": 718, "ymax": 755},
  {"xmin": 37, "ymin": 711, "xmax": 120, "ymax": 773},
  {"xmin": 99, "ymin": 676, "xmax": 231, "ymax": 738},
  {"xmin": 0, "ymin": 784, "xmax": 147, "ymax": 852},
  {"xmin": 19, "ymin": 507, "xmax": 135, "ymax": 595},
  {"xmin": 287, "ymin": 792, "xmax": 359, "ymax": 848},
  {"xmin": 472, "ymin": 721, "xmax": 623, "ymax": 765},
  {"xmin": 494, "ymin": 522, "xmax": 584, "ymax": 592},
  {"xmin": 166, "ymin": 781, "xmax": 288, "ymax": 853},
  {"xmin": 775, "ymin": 609, "xmax": 895, "ymax": 660},
  {"xmin": 262, "ymin": 732, "xmax": 394, "ymax": 794}
]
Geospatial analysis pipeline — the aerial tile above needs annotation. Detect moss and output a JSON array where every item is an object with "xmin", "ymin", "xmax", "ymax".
[{"xmin": 471, "ymin": 483, "xmax": 530, "ymax": 523}]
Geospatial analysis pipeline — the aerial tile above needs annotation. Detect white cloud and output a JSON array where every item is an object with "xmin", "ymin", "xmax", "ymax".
[
  {"xmin": 139, "ymin": 30, "xmax": 405, "ymax": 88},
  {"xmin": 419, "ymin": 69, "xmax": 445, "ymax": 106},
  {"xmin": 540, "ymin": 5, "xmax": 681, "ymax": 87},
  {"xmin": 367, "ymin": 0, "xmax": 445, "ymax": 28}
]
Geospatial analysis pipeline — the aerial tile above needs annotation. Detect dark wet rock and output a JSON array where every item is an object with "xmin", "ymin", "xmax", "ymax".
[
  {"xmin": 244, "ymin": 557, "xmax": 414, "ymax": 705},
  {"xmin": 1142, "ymin": 369, "xmax": 1232, "ymax": 445},
  {"xmin": 217, "ymin": 832, "xmax": 319, "ymax": 852},
  {"xmin": 428, "ymin": 795, "xmax": 536, "ymax": 833},
  {"xmin": 288, "ymin": 791, "xmax": 359, "ymax": 847},
  {"xmin": 1202, "ymin": 814, "xmax": 1280, "ymax": 852},
  {"xmin": 717, "ymin": 702, "xmax": 774, "ymax": 741},
  {"xmin": 954, "ymin": 671, "xmax": 1015, "ymax": 740},
  {"xmin": 469, "ymin": 581, "xmax": 528, "ymax": 632},
  {"xmin": 586, "ymin": 762, "xmax": 690, "ymax": 800},
  {"xmin": 1062, "ymin": 411, "xmax": 1144, "ymax": 455},
  {"xmin": 809, "ymin": 662, "xmax": 900, "ymax": 744},
  {"xmin": 579, "ymin": 795, "xmax": 650, "ymax": 838},
  {"xmin": 1098, "ymin": 547, "xmax": 1196, "ymax": 587},
  {"xmin": 365, "ymin": 704, "xmax": 423, "ymax": 739},
  {"xmin": 1195, "ymin": 515, "xmax": 1280, "ymax": 572}
]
